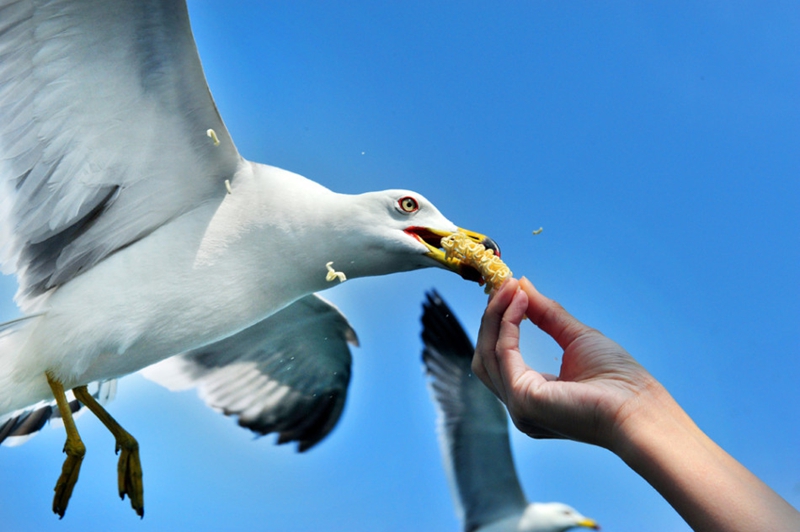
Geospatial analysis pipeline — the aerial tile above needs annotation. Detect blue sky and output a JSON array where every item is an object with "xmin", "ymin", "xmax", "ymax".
[{"xmin": 1, "ymin": 2, "xmax": 798, "ymax": 530}]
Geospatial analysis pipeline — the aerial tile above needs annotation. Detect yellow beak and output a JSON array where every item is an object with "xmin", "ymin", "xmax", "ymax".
[{"xmin": 404, "ymin": 226, "xmax": 501, "ymax": 283}]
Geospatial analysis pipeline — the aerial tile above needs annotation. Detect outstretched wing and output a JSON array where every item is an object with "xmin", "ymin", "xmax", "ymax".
[
  {"xmin": 421, "ymin": 290, "xmax": 528, "ymax": 532},
  {"xmin": 142, "ymin": 294, "xmax": 357, "ymax": 452},
  {"xmin": 0, "ymin": 0, "xmax": 240, "ymax": 305}
]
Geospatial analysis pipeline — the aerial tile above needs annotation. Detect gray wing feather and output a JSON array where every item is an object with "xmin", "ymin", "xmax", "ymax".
[
  {"xmin": 142, "ymin": 294, "xmax": 357, "ymax": 452},
  {"xmin": 0, "ymin": 0, "xmax": 240, "ymax": 304},
  {"xmin": 421, "ymin": 290, "xmax": 528, "ymax": 532}
]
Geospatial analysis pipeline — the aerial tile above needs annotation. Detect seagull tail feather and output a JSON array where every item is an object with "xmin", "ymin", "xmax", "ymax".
[
  {"xmin": 0, "ymin": 378, "xmax": 118, "ymax": 447},
  {"xmin": 0, "ymin": 314, "xmax": 46, "ymax": 422},
  {"xmin": 0, "ymin": 313, "xmax": 119, "ymax": 446}
]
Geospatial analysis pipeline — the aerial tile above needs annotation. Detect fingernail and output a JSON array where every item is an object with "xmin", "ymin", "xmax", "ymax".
[{"xmin": 520, "ymin": 276, "xmax": 539, "ymax": 294}]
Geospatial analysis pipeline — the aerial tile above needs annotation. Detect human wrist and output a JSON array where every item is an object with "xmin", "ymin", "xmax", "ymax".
[
  {"xmin": 606, "ymin": 378, "xmax": 694, "ymax": 465},
  {"xmin": 606, "ymin": 381, "xmax": 800, "ymax": 531},
  {"xmin": 604, "ymin": 382, "xmax": 732, "ymax": 530}
]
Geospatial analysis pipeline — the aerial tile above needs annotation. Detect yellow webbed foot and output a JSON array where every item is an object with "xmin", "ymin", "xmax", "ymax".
[
  {"xmin": 73, "ymin": 385, "xmax": 144, "ymax": 518},
  {"xmin": 52, "ymin": 433, "xmax": 85, "ymax": 518},
  {"xmin": 46, "ymin": 372, "xmax": 85, "ymax": 518},
  {"xmin": 116, "ymin": 433, "xmax": 144, "ymax": 517}
]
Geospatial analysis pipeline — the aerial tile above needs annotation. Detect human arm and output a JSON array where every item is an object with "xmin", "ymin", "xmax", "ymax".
[{"xmin": 472, "ymin": 277, "xmax": 800, "ymax": 531}]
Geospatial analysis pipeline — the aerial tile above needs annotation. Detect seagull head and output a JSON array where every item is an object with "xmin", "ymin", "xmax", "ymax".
[
  {"xmin": 519, "ymin": 502, "xmax": 600, "ymax": 532},
  {"xmin": 347, "ymin": 189, "xmax": 500, "ymax": 284}
]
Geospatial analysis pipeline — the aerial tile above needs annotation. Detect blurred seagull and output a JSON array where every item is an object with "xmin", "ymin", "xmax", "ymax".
[
  {"xmin": 421, "ymin": 291, "xmax": 599, "ymax": 532},
  {"xmin": 0, "ymin": 0, "xmax": 499, "ymax": 518}
]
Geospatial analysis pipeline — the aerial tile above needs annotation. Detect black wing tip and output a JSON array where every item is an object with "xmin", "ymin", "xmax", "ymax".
[
  {"xmin": 420, "ymin": 289, "xmax": 475, "ymax": 363},
  {"xmin": 235, "ymin": 390, "xmax": 346, "ymax": 453},
  {"xmin": 422, "ymin": 289, "xmax": 448, "ymax": 317},
  {"xmin": 0, "ymin": 405, "xmax": 54, "ymax": 445}
]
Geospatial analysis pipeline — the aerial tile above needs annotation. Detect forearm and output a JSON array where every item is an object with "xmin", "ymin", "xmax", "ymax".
[{"xmin": 613, "ymin": 385, "xmax": 800, "ymax": 531}]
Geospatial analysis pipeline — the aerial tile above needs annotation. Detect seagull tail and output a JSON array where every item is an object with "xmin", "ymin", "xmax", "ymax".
[
  {"xmin": 0, "ymin": 314, "xmax": 46, "ymax": 422},
  {"xmin": 0, "ymin": 314, "xmax": 121, "ymax": 447},
  {"xmin": 0, "ymin": 380, "xmax": 118, "ymax": 447}
]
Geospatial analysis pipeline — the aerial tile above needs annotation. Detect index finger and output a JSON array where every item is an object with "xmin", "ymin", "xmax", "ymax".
[{"xmin": 473, "ymin": 278, "xmax": 520, "ymax": 400}]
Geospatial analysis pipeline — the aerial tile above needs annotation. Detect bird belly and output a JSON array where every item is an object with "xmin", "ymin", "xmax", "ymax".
[{"xmin": 5, "ymin": 198, "xmax": 314, "ymax": 410}]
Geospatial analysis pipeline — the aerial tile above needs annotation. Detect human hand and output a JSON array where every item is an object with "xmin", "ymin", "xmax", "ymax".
[
  {"xmin": 472, "ymin": 277, "xmax": 664, "ymax": 450},
  {"xmin": 473, "ymin": 278, "xmax": 800, "ymax": 531}
]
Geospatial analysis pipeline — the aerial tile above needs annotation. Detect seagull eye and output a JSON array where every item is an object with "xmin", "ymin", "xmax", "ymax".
[{"xmin": 398, "ymin": 196, "xmax": 419, "ymax": 213}]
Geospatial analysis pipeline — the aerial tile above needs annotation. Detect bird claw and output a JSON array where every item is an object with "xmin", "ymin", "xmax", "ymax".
[
  {"xmin": 53, "ymin": 438, "xmax": 86, "ymax": 518},
  {"xmin": 116, "ymin": 435, "xmax": 144, "ymax": 518}
]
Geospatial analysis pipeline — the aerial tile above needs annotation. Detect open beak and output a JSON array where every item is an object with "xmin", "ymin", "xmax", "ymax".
[{"xmin": 404, "ymin": 226, "xmax": 501, "ymax": 284}]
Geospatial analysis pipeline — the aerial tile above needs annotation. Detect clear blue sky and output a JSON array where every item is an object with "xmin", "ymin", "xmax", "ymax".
[{"xmin": 1, "ymin": 2, "xmax": 798, "ymax": 530}]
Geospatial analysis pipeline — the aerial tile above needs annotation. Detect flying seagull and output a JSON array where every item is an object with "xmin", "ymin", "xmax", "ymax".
[
  {"xmin": 421, "ymin": 291, "xmax": 600, "ymax": 532},
  {"xmin": 0, "ymin": 0, "xmax": 498, "ymax": 518}
]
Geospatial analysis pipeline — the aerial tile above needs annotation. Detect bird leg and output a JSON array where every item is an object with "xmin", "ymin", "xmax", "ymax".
[
  {"xmin": 72, "ymin": 385, "xmax": 144, "ymax": 518},
  {"xmin": 45, "ymin": 372, "xmax": 86, "ymax": 519}
]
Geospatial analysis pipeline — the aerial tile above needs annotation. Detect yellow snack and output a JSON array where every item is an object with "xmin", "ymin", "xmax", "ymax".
[
  {"xmin": 325, "ymin": 261, "xmax": 347, "ymax": 283},
  {"xmin": 206, "ymin": 128, "xmax": 220, "ymax": 146},
  {"xmin": 441, "ymin": 233, "xmax": 512, "ymax": 293}
]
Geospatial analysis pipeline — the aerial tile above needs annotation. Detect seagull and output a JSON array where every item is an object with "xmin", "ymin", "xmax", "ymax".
[
  {"xmin": 421, "ymin": 291, "xmax": 600, "ymax": 532},
  {"xmin": 0, "ymin": 0, "xmax": 499, "ymax": 518}
]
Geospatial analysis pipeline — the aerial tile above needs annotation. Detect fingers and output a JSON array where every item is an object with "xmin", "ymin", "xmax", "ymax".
[
  {"xmin": 519, "ymin": 277, "xmax": 595, "ymax": 351},
  {"xmin": 494, "ymin": 286, "xmax": 531, "ymax": 398},
  {"xmin": 473, "ymin": 279, "xmax": 519, "ymax": 399},
  {"xmin": 473, "ymin": 279, "xmax": 532, "ymax": 404}
]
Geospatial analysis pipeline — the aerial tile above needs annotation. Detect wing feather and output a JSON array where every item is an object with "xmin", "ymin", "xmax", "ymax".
[
  {"xmin": 421, "ymin": 290, "xmax": 528, "ymax": 532},
  {"xmin": 0, "ymin": 0, "xmax": 241, "ymax": 305},
  {"xmin": 142, "ymin": 294, "xmax": 357, "ymax": 452}
]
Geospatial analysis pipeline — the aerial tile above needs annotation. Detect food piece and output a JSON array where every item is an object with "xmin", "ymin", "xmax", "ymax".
[
  {"xmin": 441, "ymin": 233, "xmax": 512, "ymax": 293},
  {"xmin": 206, "ymin": 128, "xmax": 220, "ymax": 146},
  {"xmin": 325, "ymin": 261, "xmax": 347, "ymax": 283}
]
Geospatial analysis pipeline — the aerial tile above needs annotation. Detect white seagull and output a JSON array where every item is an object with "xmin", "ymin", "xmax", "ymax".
[
  {"xmin": 421, "ymin": 291, "xmax": 600, "ymax": 532},
  {"xmin": 0, "ymin": 0, "xmax": 498, "ymax": 518}
]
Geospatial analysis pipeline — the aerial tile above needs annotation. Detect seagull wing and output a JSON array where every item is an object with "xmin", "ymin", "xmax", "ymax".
[
  {"xmin": 421, "ymin": 290, "xmax": 528, "ymax": 532},
  {"xmin": 0, "ymin": 0, "xmax": 240, "ymax": 304},
  {"xmin": 141, "ymin": 294, "xmax": 357, "ymax": 452}
]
